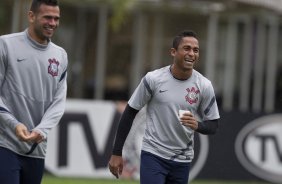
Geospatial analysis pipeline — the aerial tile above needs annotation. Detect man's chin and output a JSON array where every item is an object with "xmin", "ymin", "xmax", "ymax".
[
  {"xmin": 42, "ymin": 34, "xmax": 52, "ymax": 41},
  {"xmin": 184, "ymin": 64, "xmax": 194, "ymax": 70},
  {"xmin": 44, "ymin": 31, "xmax": 54, "ymax": 38}
]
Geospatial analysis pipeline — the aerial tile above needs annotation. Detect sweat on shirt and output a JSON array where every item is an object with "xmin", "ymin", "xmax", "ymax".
[{"xmin": 0, "ymin": 29, "xmax": 68, "ymax": 158}]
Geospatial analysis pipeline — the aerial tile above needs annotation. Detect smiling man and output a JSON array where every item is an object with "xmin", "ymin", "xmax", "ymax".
[
  {"xmin": 0, "ymin": 0, "xmax": 68, "ymax": 184},
  {"xmin": 108, "ymin": 30, "xmax": 220, "ymax": 184},
  {"xmin": 28, "ymin": 0, "xmax": 60, "ymax": 44}
]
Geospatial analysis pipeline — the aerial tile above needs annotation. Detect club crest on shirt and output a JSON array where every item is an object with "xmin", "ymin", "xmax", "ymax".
[
  {"xmin": 185, "ymin": 87, "xmax": 200, "ymax": 104},
  {"xmin": 48, "ymin": 58, "xmax": 59, "ymax": 77}
]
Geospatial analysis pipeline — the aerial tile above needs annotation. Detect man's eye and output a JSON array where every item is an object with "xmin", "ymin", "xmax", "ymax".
[{"xmin": 45, "ymin": 16, "xmax": 60, "ymax": 21}]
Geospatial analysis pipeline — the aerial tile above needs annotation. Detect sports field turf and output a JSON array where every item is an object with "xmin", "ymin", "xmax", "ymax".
[{"xmin": 42, "ymin": 175, "xmax": 270, "ymax": 184}]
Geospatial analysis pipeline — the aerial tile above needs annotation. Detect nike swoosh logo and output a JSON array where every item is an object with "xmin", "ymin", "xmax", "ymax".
[
  {"xmin": 17, "ymin": 58, "xmax": 26, "ymax": 62},
  {"xmin": 159, "ymin": 90, "xmax": 168, "ymax": 93}
]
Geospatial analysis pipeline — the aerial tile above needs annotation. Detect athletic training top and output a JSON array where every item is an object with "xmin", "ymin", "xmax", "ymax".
[
  {"xmin": 0, "ymin": 29, "xmax": 68, "ymax": 159},
  {"xmin": 128, "ymin": 65, "xmax": 220, "ymax": 163}
]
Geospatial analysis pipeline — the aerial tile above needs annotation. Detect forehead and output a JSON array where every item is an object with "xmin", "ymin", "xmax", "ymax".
[
  {"xmin": 179, "ymin": 36, "xmax": 199, "ymax": 48},
  {"xmin": 36, "ymin": 4, "xmax": 60, "ymax": 16}
]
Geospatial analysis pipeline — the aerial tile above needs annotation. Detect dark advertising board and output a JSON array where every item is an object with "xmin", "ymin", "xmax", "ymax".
[
  {"xmin": 45, "ymin": 100, "xmax": 282, "ymax": 183},
  {"xmin": 196, "ymin": 110, "xmax": 282, "ymax": 183}
]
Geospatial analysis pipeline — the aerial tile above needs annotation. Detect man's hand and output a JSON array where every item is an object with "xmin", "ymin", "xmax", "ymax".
[
  {"xmin": 15, "ymin": 124, "xmax": 44, "ymax": 143},
  {"xmin": 108, "ymin": 155, "xmax": 123, "ymax": 179},
  {"xmin": 15, "ymin": 123, "xmax": 31, "ymax": 142},
  {"xmin": 28, "ymin": 131, "xmax": 44, "ymax": 143},
  {"xmin": 179, "ymin": 111, "xmax": 198, "ymax": 130}
]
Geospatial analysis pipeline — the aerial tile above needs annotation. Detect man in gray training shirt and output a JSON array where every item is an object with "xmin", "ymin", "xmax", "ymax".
[
  {"xmin": 0, "ymin": 0, "xmax": 67, "ymax": 184},
  {"xmin": 109, "ymin": 30, "xmax": 220, "ymax": 184}
]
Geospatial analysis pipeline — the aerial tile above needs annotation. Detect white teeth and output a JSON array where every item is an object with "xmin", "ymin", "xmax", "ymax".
[
  {"xmin": 184, "ymin": 58, "xmax": 193, "ymax": 61},
  {"xmin": 45, "ymin": 27, "xmax": 54, "ymax": 31}
]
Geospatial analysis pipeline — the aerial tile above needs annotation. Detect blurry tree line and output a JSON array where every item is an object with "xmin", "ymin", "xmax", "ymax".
[{"xmin": 1, "ymin": 0, "xmax": 282, "ymax": 113}]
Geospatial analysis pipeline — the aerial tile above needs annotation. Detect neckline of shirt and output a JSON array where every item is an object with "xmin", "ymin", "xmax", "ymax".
[
  {"xmin": 169, "ymin": 65, "xmax": 194, "ymax": 81},
  {"xmin": 25, "ymin": 29, "xmax": 50, "ymax": 50}
]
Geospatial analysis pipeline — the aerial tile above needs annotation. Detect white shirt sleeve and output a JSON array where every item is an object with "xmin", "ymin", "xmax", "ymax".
[{"xmin": 128, "ymin": 75, "xmax": 153, "ymax": 110}]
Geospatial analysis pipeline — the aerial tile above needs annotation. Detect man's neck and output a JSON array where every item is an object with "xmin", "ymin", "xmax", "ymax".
[{"xmin": 170, "ymin": 64, "xmax": 192, "ymax": 80}]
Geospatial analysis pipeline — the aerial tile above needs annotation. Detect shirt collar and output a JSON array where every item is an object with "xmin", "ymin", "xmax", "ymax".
[{"xmin": 24, "ymin": 29, "xmax": 50, "ymax": 50}]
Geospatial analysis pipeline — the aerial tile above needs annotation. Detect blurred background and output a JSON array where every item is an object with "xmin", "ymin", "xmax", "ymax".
[{"xmin": 1, "ymin": 0, "xmax": 282, "ymax": 183}]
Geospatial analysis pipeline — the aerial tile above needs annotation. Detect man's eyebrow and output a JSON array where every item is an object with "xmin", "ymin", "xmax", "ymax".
[
  {"xmin": 183, "ymin": 45, "xmax": 199, "ymax": 49},
  {"xmin": 44, "ymin": 15, "xmax": 60, "ymax": 19}
]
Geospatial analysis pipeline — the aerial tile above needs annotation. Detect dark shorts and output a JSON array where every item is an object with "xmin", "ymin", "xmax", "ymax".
[
  {"xmin": 140, "ymin": 150, "xmax": 190, "ymax": 184},
  {"xmin": 0, "ymin": 147, "xmax": 45, "ymax": 184}
]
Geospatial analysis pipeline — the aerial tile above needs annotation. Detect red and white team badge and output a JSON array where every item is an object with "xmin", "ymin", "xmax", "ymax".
[
  {"xmin": 48, "ymin": 58, "xmax": 59, "ymax": 77},
  {"xmin": 185, "ymin": 87, "xmax": 200, "ymax": 104}
]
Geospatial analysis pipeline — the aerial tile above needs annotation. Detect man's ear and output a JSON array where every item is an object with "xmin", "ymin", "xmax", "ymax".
[
  {"xmin": 28, "ymin": 11, "xmax": 35, "ymax": 23},
  {"xmin": 170, "ymin": 48, "xmax": 176, "ymax": 57}
]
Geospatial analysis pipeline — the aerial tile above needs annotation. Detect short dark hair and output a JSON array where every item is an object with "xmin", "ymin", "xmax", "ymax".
[
  {"xmin": 30, "ymin": 0, "xmax": 59, "ymax": 13},
  {"xmin": 172, "ymin": 30, "xmax": 198, "ymax": 49}
]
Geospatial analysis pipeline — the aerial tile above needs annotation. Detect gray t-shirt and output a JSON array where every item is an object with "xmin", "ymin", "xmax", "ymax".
[
  {"xmin": 128, "ymin": 65, "xmax": 220, "ymax": 162},
  {"xmin": 0, "ymin": 29, "xmax": 68, "ymax": 158}
]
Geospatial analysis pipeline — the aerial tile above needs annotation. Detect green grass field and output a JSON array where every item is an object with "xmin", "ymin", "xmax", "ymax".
[{"xmin": 42, "ymin": 175, "xmax": 269, "ymax": 184}]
